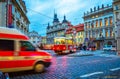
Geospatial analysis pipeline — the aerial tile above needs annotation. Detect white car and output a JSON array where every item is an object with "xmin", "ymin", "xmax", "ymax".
[{"xmin": 103, "ymin": 45, "xmax": 112, "ymax": 51}]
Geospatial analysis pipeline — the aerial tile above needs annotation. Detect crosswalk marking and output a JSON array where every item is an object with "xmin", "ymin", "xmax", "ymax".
[
  {"xmin": 110, "ymin": 67, "xmax": 120, "ymax": 71},
  {"xmin": 96, "ymin": 54, "xmax": 118, "ymax": 57},
  {"xmin": 80, "ymin": 72, "xmax": 103, "ymax": 78}
]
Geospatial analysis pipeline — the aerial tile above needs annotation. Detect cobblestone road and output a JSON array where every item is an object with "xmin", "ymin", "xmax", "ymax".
[{"xmin": 9, "ymin": 50, "xmax": 120, "ymax": 79}]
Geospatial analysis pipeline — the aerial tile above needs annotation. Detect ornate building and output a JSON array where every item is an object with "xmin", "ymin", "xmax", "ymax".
[
  {"xmin": 28, "ymin": 31, "xmax": 41, "ymax": 47},
  {"xmin": 46, "ymin": 13, "xmax": 70, "ymax": 44},
  {"xmin": 113, "ymin": 0, "xmax": 120, "ymax": 54},
  {"xmin": 0, "ymin": 0, "xmax": 30, "ymax": 35},
  {"xmin": 83, "ymin": 4, "xmax": 115, "ymax": 50},
  {"xmin": 41, "ymin": 36, "xmax": 47, "ymax": 44}
]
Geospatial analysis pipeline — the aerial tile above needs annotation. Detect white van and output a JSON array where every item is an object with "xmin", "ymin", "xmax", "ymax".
[{"xmin": 0, "ymin": 27, "xmax": 52, "ymax": 72}]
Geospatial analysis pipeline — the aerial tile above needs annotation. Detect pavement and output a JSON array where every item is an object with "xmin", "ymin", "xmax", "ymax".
[{"xmin": 9, "ymin": 50, "xmax": 120, "ymax": 79}]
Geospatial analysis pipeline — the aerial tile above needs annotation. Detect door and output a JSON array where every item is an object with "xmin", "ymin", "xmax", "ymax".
[
  {"xmin": 0, "ymin": 39, "xmax": 15, "ymax": 71},
  {"xmin": 18, "ymin": 41, "xmax": 36, "ymax": 68}
]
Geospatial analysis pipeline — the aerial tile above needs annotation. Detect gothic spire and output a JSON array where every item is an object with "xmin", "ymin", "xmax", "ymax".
[
  {"xmin": 62, "ymin": 15, "xmax": 68, "ymax": 23},
  {"xmin": 53, "ymin": 11, "xmax": 59, "ymax": 23}
]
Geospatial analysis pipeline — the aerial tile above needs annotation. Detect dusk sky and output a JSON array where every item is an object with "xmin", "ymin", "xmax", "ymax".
[{"xmin": 25, "ymin": 0, "xmax": 113, "ymax": 36}]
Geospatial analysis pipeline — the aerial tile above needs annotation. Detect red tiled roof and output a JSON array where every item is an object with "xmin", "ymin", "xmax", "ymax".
[{"xmin": 65, "ymin": 24, "xmax": 84, "ymax": 34}]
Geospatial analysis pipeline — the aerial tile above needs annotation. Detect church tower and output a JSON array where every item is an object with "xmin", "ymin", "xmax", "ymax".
[
  {"xmin": 62, "ymin": 15, "xmax": 68, "ymax": 23},
  {"xmin": 53, "ymin": 12, "xmax": 59, "ymax": 25}
]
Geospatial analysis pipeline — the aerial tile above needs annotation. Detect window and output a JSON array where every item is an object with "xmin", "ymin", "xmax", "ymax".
[
  {"xmin": 100, "ymin": 20, "xmax": 102, "ymax": 27},
  {"xmin": 92, "ymin": 16, "xmax": 95, "ymax": 18},
  {"xmin": 106, "ymin": 31, "xmax": 108, "ymax": 37},
  {"xmin": 109, "ymin": 17, "xmax": 113, "ymax": 25},
  {"xmin": 87, "ymin": 22, "xmax": 89, "ymax": 29},
  {"xmin": 33, "ymin": 41, "xmax": 36, "ymax": 43},
  {"xmin": 0, "ymin": 39, "xmax": 14, "ymax": 51},
  {"xmin": 114, "ymin": 5, "xmax": 119, "ymax": 10},
  {"xmin": 20, "ymin": 41, "xmax": 35, "ymax": 51},
  {"xmin": 105, "ymin": 19, "xmax": 108, "ymax": 26},
  {"xmin": 110, "ymin": 30, "xmax": 112, "ymax": 37},
  {"xmin": 91, "ymin": 22, "xmax": 94, "ymax": 28},
  {"xmin": 96, "ymin": 20, "xmax": 98, "ymax": 27}
]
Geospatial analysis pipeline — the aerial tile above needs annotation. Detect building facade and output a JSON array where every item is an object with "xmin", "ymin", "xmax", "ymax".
[
  {"xmin": 65, "ymin": 24, "xmax": 84, "ymax": 45},
  {"xmin": 41, "ymin": 36, "xmax": 47, "ymax": 44},
  {"xmin": 46, "ymin": 13, "xmax": 69, "ymax": 44},
  {"xmin": 28, "ymin": 31, "xmax": 41, "ymax": 47},
  {"xmin": 113, "ymin": 0, "xmax": 120, "ymax": 54},
  {"xmin": 0, "ymin": 0, "xmax": 30, "ymax": 35},
  {"xmin": 83, "ymin": 4, "xmax": 115, "ymax": 50}
]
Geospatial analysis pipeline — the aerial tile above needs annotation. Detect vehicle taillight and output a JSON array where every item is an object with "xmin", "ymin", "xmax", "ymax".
[
  {"xmin": 63, "ymin": 47, "xmax": 66, "ymax": 50},
  {"xmin": 52, "ymin": 47, "xmax": 55, "ymax": 50}
]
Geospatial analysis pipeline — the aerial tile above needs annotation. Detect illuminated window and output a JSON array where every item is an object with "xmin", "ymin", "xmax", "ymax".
[
  {"xmin": 96, "ymin": 15, "xmax": 98, "ymax": 18},
  {"xmin": 110, "ymin": 30, "xmax": 112, "ymax": 37},
  {"xmin": 88, "ymin": 22, "xmax": 90, "ymax": 28},
  {"xmin": 109, "ymin": 17, "xmax": 113, "ymax": 25},
  {"xmin": 105, "ymin": 31, "xmax": 108, "ymax": 37},
  {"xmin": 100, "ymin": 20, "xmax": 102, "ymax": 27},
  {"xmin": 92, "ymin": 16, "xmax": 94, "ymax": 18},
  {"xmin": 105, "ymin": 19, "xmax": 108, "ymax": 26},
  {"xmin": 96, "ymin": 20, "xmax": 98, "ymax": 27},
  {"xmin": 91, "ymin": 22, "xmax": 94, "ymax": 28}
]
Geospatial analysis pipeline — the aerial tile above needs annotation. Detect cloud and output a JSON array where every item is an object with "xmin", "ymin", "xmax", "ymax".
[{"xmin": 25, "ymin": 0, "xmax": 113, "ymax": 36}]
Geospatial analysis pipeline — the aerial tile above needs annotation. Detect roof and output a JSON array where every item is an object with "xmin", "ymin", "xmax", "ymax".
[
  {"xmin": 54, "ymin": 37, "xmax": 72, "ymax": 39},
  {"xmin": 65, "ymin": 24, "xmax": 84, "ymax": 34},
  {"xmin": 0, "ymin": 27, "xmax": 29, "ymax": 40}
]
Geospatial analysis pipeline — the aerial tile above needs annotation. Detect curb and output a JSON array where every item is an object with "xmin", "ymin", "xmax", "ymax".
[{"xmin": 68, "ymin": 53, "xmax": 93, "ymax": 57}]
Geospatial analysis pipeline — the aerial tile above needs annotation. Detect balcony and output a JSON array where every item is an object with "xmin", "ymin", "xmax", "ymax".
[{"xmin": 95, "ymin": 36, "xmax": 105, "ymax": 41}]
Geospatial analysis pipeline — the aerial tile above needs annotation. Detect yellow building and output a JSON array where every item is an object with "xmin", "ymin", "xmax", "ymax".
[
  {"xmin": 83, "ymin": 4, "xmax": 115, "ymax": 50},
  {"xmin": 65, "ymin": 24, "xmax": 84, "ymax": 45}
]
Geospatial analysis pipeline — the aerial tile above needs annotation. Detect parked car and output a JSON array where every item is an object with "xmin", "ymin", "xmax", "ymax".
[
  {"xmin": 111, "ymin": 46, "xmax": 116, "ymax": 51},
  {"xmin": 103, "ymin": 45, "xmax": 116, "ymax": 51}
]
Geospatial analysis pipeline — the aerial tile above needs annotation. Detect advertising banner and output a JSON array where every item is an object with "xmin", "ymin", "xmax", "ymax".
[{"xmin": 8, "ymin": 4, "xmax": 13, "ymax": 28}]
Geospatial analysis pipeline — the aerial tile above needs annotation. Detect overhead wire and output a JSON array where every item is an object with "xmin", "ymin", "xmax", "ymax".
[{"xmin": 27, "ymin": 8, "xmax": 53, "ymax": 19}]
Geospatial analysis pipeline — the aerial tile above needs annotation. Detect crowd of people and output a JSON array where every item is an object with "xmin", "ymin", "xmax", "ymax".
[{"xmin": 77, "ymin": 44, "xmax": 96, "ymax": 51}]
